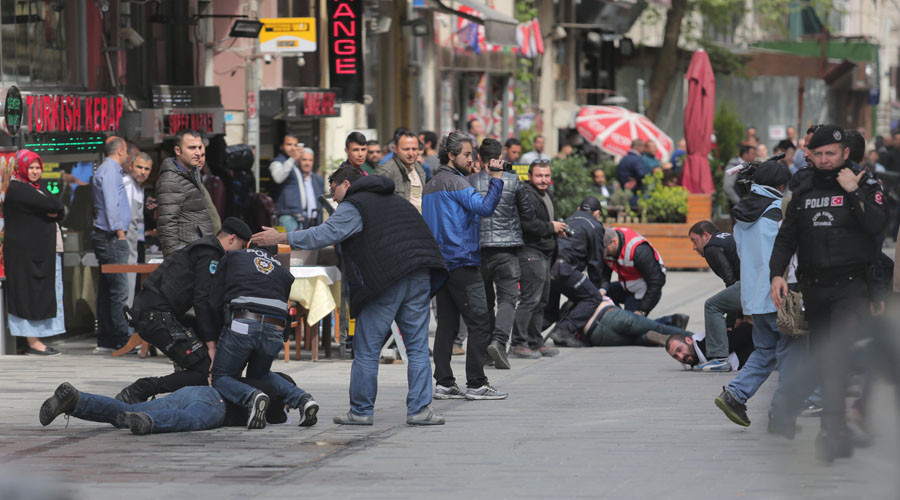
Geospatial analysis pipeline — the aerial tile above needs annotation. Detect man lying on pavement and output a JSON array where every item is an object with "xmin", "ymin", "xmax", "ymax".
[{"xmin": 550, "ymin": 294, "xmax": 690, "ymax": 347}]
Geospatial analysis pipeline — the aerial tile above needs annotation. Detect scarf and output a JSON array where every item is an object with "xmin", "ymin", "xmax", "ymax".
[{"xmin": 15, "ymin": 149, "xmax": 43, "ymax": 189}]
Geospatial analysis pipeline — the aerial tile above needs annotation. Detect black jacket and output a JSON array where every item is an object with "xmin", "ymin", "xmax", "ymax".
[
  {"xmin": 770, "ymin": 162, "xmax": 887, "ymax": 281},
  {"xmin": 703, "ymin": 232, "xmax": 740, "ymax": 287},
  {"xmin": 3, "ymin": 181, "xmax": 64, "ymax": 319},
  {"xmin": 341, "ymin": 175, "xmax": 448, "ymax": 317},
  {"xmin": 557, "ymin": 210, "xmax": 606, "ymax": 286},
  {"xmin": 209, "ymin": 247, "xmax": 295, "ymax": 337},
  {"xmin": 601, "ymin": 230, "xmax": 666, "ymax": 312},
  {"xmin": 469, "ymin": 170, "xmax": 534, "ymax": 248},
  {"xmin": 139, "ymin": 236, "xmax": 224, "ymax": 342},
  {"xmin": 520, "ymin": 182, "xmax": 557, "ymax": 257}
]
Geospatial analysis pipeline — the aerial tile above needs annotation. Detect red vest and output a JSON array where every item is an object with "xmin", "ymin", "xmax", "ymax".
[{"xmin": 604, "ymin": 227, "xmax": 664, "ymax": 297}]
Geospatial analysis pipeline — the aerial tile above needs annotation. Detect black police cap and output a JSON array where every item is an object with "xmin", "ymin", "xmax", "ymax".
[
  {"xmin": 806, "ymin": 124, "xmax": 845, "ymax": 150},
  {"xmin": 579, "ymin": 196, "xmax": 604, "ymax": 212},
  {"xmin": 221, "ymin": 217, "xmax": 252, "ymax": 242}
]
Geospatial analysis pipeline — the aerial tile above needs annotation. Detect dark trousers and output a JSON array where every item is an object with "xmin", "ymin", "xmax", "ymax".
[
  {"xmin": 545, "ymin": 259, "xmax": 604, "ymax": 333},
  {"xmin": 606, "ymin": 282, "xmax": 643, "ymax": 312},
  {"xmin": 512, "ymin": 249, "xmax": 551, "ymax": 350},
  {"xmin": 136, "ymin": 310, "xmax": 211, "ymax": 397},
  {"xmin": 481, "ymin": 247, "xmax": 521, "ymax": 346},
  {"xmin": 778, "ymin": 277, "xmax": 868, "ymax": 433},
  {"xmin": 92, "ymin": 230, "xmax": 130, "ymax": 348},
  {"xmin": 434, "ymin": 267, "xmax": 491, "ymax": 388}
]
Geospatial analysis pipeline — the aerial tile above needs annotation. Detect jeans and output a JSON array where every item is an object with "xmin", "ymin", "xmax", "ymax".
[
  {"xmin": 72, "ymin": 386, "xmax": 225, "ymax": 433},
  {"xmin": 588, "ymin": 308, "xmax": 690, "ymax": 346},
  {"xmin": 547, "ymin": 259, "xmax": 604, "ymax": 333},
  {"xmin": 92, "ymin": 230, "xmax": 131, "ymax": 348},
  {"xmin": 726, "ymin": 313, "xmax": 804, "ymax": 409},
  {"xmin": 512, "ymin": 249, "xmax": 550, "ymax": 350},
  {"xmin": 434, "ymin": 267, "xmax": 492, "ymax": 388},
  {"xmin": 481, "ymin": 247, "xmax": 521, "ymax": 346},
  {"xmin": 605, "ymin": 282, "xmax": 642, "ymax": 312},
  {"xmin": 211, "ymin": 319, "xmax": 309, "ymax": 408},
  {"xmin": 703, "ymin": 282, "xmax": 742, "ymax": 359},
  {"xmin": 350, "ymin": 269, "xmax": 433, "ymax": 416}
]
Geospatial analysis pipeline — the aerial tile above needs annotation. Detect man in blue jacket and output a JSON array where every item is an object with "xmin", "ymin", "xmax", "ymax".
[
  {"xmin": 714, "ymin": 161, "xmax": 805, "ymax": 436},
  {"xmin": 423, "ymin": 131, "xmax": 507, "ymax": 401}
]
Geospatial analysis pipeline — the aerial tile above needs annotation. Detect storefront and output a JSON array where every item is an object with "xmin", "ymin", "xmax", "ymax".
[{"xmin": 121, "ymin": 86, "xmax": 225, "ymax": 152}]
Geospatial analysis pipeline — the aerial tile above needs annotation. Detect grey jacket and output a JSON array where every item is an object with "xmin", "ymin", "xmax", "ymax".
[
  {"xmin": 156, "ymin": 157, "xmax": 219, "ymax": 257},
  {"xmin": 469, "ymin": 170, "xmax": 534, "ymax": 248},
  {"xmin": 375, "ymin": 156, "xmax": 427, "ymax": 202}
]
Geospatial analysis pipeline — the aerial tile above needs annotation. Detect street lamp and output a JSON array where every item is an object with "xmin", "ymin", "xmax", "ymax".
[{"xmin": 229, "ymin": 19, "xmax": 264, "ymax": 38}]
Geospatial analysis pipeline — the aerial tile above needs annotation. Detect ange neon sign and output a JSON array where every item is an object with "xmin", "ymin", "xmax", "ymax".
[{"xmin": 327, "ymin": 0, "xmax": 364, "ymax": 103}]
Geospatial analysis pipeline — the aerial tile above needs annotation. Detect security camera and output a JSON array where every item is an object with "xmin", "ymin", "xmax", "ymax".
[
  {"xmin": 296, "ymin": 56, "xmax": 306, "ymax": 67},
  {"xmin": 120, "ymin": 26, "xmax": 144, "ymax": 48},
  {"xmin": 264, "ymin": 54, "xmax": 273, "ymax": 64}
]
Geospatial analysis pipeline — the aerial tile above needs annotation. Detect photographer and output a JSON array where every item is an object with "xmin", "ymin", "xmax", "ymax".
[
  {"xmin": 511, "ymin": 160, "xmax": 568, "ymax": 359},
  {"xmin": 469, "ymin": 139, "xmax": 535, "ymax": 369}
]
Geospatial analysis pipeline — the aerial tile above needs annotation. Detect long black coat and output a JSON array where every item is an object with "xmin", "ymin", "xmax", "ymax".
[{"xmin": 3, "ymin": 180, "xmax": 64, "ymax": 319}]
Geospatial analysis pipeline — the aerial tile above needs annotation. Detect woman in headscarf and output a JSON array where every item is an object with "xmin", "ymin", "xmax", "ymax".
[{"xmin": 3, "ymin": 149, "xmax": 65, "ymax": 354}]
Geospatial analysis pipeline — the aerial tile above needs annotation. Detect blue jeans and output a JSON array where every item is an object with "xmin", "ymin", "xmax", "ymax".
[
  {"xmin": 588, "ymin": 308, "xmax": 690, "ymax": 346},
  {"xmin": 211, "ymin": 318, "xmax": 309, "ymax": 408},
  {"xmin": 72, "ymin": 386, "xmax": 225, "ymax": 433},
  {"xmin": 351, "ymin": 269, "xmax": 433, "ymax": 416},
  {"xmin": 703, "ymin": 282, "xmax": 742, "ymax": 359},
  {"xmin": 726, "ymin": 313, "xmax": 804, "ymax": 408},
  {"xmin": 278, "ymin": 214, "xmax": 301, "ymax": 232},
  {"xmin": 91, "ymin": 230, "xmax": 131, "ymax": 348}
]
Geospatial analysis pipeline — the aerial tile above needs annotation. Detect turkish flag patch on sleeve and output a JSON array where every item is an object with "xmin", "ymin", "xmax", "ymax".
[
  {"xmin": 875, "ymin": 192, "xmax": 884, "ymax": 205},
  {"xmin": 831, "ymin": 196, "xmax": 844, "ymax": 207}
]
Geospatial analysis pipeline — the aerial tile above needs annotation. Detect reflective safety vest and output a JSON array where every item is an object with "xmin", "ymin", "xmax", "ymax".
[{"xmin": 603, "ymin": 227, "xmax": 665, "ymax": 299}]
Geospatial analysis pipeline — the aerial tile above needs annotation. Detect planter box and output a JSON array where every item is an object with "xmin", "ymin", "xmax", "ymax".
[{"xmin": 609, "ymin": 194, "xmax": 712, "ymax": 270}]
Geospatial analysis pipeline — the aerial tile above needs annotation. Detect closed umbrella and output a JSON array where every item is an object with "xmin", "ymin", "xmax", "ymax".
[
  {"xmin": 682, "ymin": 49, "xmax": 715, "ymax": 193},
  {"xmin": 575, "ymin": 105, "xmax": 673, "ymax": 160}
]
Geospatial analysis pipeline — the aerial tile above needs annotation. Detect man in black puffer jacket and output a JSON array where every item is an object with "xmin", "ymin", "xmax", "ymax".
[
  {"xmin": 156, "ymin": 128, "xmax": 220, "ymax": 257},
  {"xmin": 252, "ymin": 166, "xmax": 449, "ymax": 426},
  {"xmin": 469, "ymin": 138, "xmax": 534, "ymax": 369}
]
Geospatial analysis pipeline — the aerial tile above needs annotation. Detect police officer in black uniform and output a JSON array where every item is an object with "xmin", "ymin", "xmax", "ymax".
[
  {"xmin": 115, "ymin": 218, "xmax": 252, "ymax": 403},
  {"xmin": 769, "ymin": 125, "xmax": 887, "ymax": 462},
  {"xmin": 209, "ymin": 245, "xmax": 318, "ymax": 430},
  {"xmin": 544, "ymin": 196, "xmax": 607, "ymax": 347}
]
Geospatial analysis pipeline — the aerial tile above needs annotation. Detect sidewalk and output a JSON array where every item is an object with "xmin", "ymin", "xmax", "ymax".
[{"xmin": 0, "ymin": 271, "xmax": 896, "ymax": 499}]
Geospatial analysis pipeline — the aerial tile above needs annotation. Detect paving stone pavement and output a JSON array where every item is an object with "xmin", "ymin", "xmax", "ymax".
[{"xmin": 0, "ymin": 271, "xmax": 897, "ymax": 499}]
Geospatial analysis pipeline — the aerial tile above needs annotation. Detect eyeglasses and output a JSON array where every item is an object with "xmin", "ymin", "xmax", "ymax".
[{"xmin": 531, "ymin": 159, "xmax": 551, "ymax": 166}]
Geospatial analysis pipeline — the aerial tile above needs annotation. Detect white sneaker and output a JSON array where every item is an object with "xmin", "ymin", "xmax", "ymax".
[
  {"xmin": 464, "ymin": 384, "xmax": 508, "ymax": 400},
  {"xmin": 433, "ymin": 383, "xmax": 466, "ymax": 399}
]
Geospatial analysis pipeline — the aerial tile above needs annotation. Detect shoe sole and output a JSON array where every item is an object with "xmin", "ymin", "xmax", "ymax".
[
  {"xmin": 247, "ymin": 394, "xmax": 270, "ymax": 429},
  {"xmin": 298, "ymin": 402, "xmax": 319, "ymax": 427},
  {"xmin": 646, "ymin": 331, "xmax": 668, "ymax": 347},
  {"xmin": 126, "ymin": 413, "xmax": 153, "ymax": 435},
  {"xmin": 464, "ymin": 392, "xmax": 509, "ymax": 400},
  {"xmin": 407, "ymin": 418, "xmax": 445, "ymax": 425},
  {"xmin": 39, "ymin": 383, "xmax": 76, "ymax": 426},
  {"xmin": 715, "ymin": 396, "xmax": 751, "ymax": 427},
  {"xmin": 486, "ymin": 344, "xmax": 511, "ymax": 369},
  {"xmin": 332, "ymin": 415, "xmax": 373, "ymax": 425},
  {"xmin": 701, "ymin": 365, "xmax": 732, "ymax": 372}
]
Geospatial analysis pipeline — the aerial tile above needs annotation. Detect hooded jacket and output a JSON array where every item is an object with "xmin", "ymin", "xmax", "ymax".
[{"xmin": 733, "ymin": 183, "xmax": 782, "ymax": 315}]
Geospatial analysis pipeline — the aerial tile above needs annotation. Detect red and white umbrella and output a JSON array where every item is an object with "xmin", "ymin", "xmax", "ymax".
[{"xmin": 575, "ymin": 106, "xmax": 674, "ymax": 161}]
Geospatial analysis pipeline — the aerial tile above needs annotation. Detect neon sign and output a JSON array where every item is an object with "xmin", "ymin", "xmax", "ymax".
[
  {"xmin": 24, "ymin": 94, "xmax": 123, "ymax": 133},
  {"xmin": 327, "ymin": 0, "xmax": 364, "ymax": 103}
]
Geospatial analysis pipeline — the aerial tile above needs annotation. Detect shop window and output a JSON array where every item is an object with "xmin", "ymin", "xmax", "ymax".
[{"xmin": 1, "ymin": 0, "xmax": 78, "ymax": 86}]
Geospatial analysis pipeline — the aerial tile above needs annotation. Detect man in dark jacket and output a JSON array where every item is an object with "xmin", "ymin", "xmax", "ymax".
[
  {"xmin": 544, "ymin": 196, "xmax": 608, "ymax": 347},
  {"xmin": 512, "ymin": 159, "xmax": 569, "ymax": 358},
  {"xmin": 601, "ymin": 228, "xmax": 666, "ymax": 315},
  {"xmin": 156, "ymin": 128, "xmax": 220, "ymax": 257},
  {"xmin": 469, "ymin": 138, "xmax": 535, "ymax": 369},
  {"xmin": 688, "ymin": 220, "xmax": 742, "ymax": 372},
  {"xmin": 114, "ymin": 218, "xmax": 252, "ymax": 404},
  {"xmin": 342, "ymin": 132, "xmax": 372, "ymax": 176},
  {"xmin": 422, "ymin": 131, "xmax": 508, "ymax": 400},
  {"xmin": 270, "ymin": 134, "xmax": 325, "ymax": 231},
  {"xmin": 253, "ymin": 166, "xmax": 449, "ymax": 425}
]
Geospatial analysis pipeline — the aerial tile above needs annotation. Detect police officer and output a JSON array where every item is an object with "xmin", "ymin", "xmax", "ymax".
[
  {"xmin": 115, "ymin": 218, "xmax": 252, "ymax": 403},
  {"xmin": 769, "ymin": 124, "xmax": 887, "ymax": 462},
  {"xmin": 545, "ymin": 196, "xmax": 607, "ymax": 347},
  {"xmin": 601, "ymin": 227, "xmax": 667, "ymax": 315},
  {"xmin": 209, "ymin": 245, "xmax": 319, "ymax": 430}
]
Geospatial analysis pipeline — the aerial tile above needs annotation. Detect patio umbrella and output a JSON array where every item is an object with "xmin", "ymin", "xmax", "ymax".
[
  {"xmin": 682, "ymin": 49, "xmax": 715, "ymax": 194},
  {"xmin": 575, "ymin": 105, "xmax": 673, "ymax": 160}
]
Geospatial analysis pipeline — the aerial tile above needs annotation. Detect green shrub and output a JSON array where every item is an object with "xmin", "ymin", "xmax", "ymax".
[
  {"xmin": 713, "ymin": 102, "xmax": 745, "ymax": 163},
  {"xmin": 519, "ymin": 127, "xmax": 539, "ymax": 154},
  {"xmin": 638, "ymin": 170, "xmax": 688, "ymax": 222},
  {"xmin": 551, "ymin": 154, "xmax": 595, "ymax": 218}
]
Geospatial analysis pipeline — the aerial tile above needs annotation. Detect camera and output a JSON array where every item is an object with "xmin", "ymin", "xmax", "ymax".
[
  {"xmin": 557, "ymin": 219, "xmax": 575, "ymax": 237},
  {"xmin": 487, "ymin": 159, "xmax": 513, "ymax": 172},
  {"xmin": 727, "ymin": 152, "xmax": 785, "ymax": 198}
]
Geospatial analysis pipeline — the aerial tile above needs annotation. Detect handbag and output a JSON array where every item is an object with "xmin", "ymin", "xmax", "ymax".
[{"xmin": 777, "ymin": 287, "xmax": 809, "ymax": 336}]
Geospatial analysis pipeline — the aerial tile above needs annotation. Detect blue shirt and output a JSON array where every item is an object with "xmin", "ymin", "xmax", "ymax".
[
  {"xmin": 92, "ymin": 157, "xmax": 131, "ymax": 232},
  {"xmin": 287, "ymin": 202, "xmax": 362, "ymax": 249}
]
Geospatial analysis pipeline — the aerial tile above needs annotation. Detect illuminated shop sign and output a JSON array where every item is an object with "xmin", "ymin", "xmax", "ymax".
[
  {"xmin": 327, "ymin": 0, "xmax": 364, "ymax": 103},
  {"xmin": 24, "ymin": 94, "xmax": 123, "ymax": 133}
]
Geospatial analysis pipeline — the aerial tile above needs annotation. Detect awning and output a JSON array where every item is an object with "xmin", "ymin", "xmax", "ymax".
[{"xmin": 428, "ymin": 0, "xmax": 519, "ymax": 46}]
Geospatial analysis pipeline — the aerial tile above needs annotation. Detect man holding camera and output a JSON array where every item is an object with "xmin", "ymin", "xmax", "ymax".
[
  {"xmin": 511, "ymin": 160, "xmax": 569, "ymax": 359},
  {"xmin": 469, "ymin": 138, "xmax": 534, "ymax": 369},
  {"xmin": 424, "ymin": 131, "xmax": 507, "ymax": 400}
]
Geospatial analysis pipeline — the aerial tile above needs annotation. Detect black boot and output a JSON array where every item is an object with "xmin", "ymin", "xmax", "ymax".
[
  {"xmin": 815, "ymin": 429, "xmax": 853, "ymax": 462},
  {"xmin": 40, "ymin": 383, "xmax": 80, "ymax": 426},
  {"xmin": 671, "ymin": 314, "xmax": 690, "ymax": 330},
  {"xmin": 549, "ymin": 327, "xmax": 589, "ymax": 348},
  {"xmin": 115, "ymin": 377, "xmax": 160, "ymax": 404}
]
